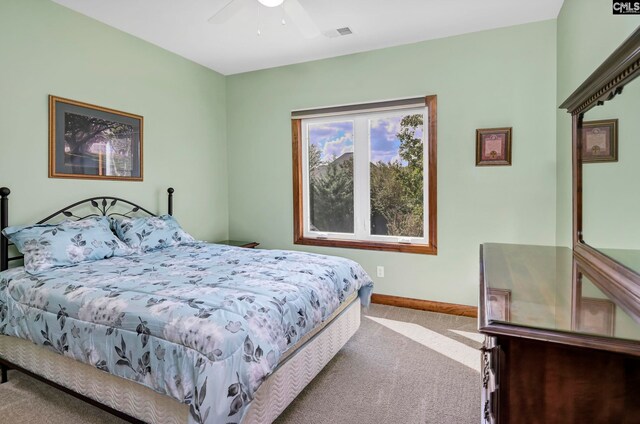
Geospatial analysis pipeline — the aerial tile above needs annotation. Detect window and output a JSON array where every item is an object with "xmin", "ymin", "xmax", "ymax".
[{"xmin": 292, "ymin": 96, "xmax": 437, "ymax": 254}]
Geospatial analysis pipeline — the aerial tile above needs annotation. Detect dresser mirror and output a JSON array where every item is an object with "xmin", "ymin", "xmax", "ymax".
[
  {"xmin": 581, "ymin": 78, "xmax": 640, "ymax": 273},
  {"xmin": 560, "ymin": 26, "xmax": 640, "ymax": 302}
]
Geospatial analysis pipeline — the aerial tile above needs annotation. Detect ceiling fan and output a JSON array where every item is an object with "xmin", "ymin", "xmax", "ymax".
[{"xmin": 208, "ymin": 0, "xmax": 321, "ymax": 38}]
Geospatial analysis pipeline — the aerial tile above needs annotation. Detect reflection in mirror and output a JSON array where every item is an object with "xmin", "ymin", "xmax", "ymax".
[
  {"xmin": 487, "ymin": 288, "xmax": 511, "ymax": 322},
  {"xmin": 574, "ymin": 270, "xmax": 640, "ymax": 341},
  {"xmin": 482, "ymin": 243, "xmax": 640, "ymax": 340},
  {"xmin": 482, "ymin": 243, "xmax": 572, "ymax": 329},
  {"xmin": 581, "ymin": 77, "xmax": 640, "ymax": 272}
]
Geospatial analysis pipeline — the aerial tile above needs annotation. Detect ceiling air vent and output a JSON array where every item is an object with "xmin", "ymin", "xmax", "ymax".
[{"xmin": 324, "ymin": 27, "xmax": 354, "ymax": 38}]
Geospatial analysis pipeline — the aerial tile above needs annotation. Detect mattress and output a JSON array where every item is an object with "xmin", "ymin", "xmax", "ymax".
[{"xmin": 0, "ymin": 296, "xmax": 361, "ymax": 423}]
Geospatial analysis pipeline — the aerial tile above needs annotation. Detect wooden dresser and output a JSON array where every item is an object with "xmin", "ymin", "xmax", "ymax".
[
  {"xmin": 478, "ymin": 26, "xmax": 640, "ymax": 424},
  {"xmin": 479, "ymin": 243, "xmax": 640, "ymax": 424}
]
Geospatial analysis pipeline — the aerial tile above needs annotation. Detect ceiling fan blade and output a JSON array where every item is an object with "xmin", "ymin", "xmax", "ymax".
[
  {"xmin": 208, "ymin": 0, "xmax": 246, "ymax": 24},
  {"xmin": 284, "ymin": 0, "xmax": 321, "ymax": 38}
]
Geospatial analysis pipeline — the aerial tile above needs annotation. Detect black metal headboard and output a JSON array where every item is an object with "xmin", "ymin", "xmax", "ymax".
[{"xmin": 0, "ymin": 187, "xmax": 175, "ymax": 271}]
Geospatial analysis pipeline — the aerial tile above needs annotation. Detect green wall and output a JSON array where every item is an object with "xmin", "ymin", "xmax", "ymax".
[
  {"xmin": 555, "ymin": 0, "xmax": 639, "ymax": 247},
  {"xmin": 226, "ymin": 20, "xmax": 558, "ymax": 306},
  {"xmin": 0, "ymin": 0, "xmax": 229, "ymax": 241},
  {"xmin": 8, "ymin": 0, "xmax": 632, "ymax": 308}
]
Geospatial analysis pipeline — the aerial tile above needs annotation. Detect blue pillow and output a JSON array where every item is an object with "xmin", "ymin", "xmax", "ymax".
[
  {"xmin": 112, "ymin": 215, "xmax": 195, "ymax": 252},
  {"xmin": 2, "ymin": 216, "xmax": 133, "ymax": 274}
]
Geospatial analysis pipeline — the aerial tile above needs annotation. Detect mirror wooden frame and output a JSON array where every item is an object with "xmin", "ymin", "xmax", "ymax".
[{"xmin": 560, "ymin": 26, "xmax": 640, "ymax": 314}]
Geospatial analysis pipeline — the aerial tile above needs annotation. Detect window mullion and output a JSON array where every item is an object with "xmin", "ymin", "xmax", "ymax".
[
  {"xmin": 353, "ymin": 118, "xmax": 368, "ymax": 240},
  {"xmin": 301, "ymin": 121, "xmax": 311, "ymax": 236},
  {"xmin": 362, "ymin": 118, "xmax": 372, "ymax": 241}
]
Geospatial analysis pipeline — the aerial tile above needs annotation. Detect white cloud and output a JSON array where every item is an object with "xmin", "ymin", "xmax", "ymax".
[
  {"xmin": 371, "ymin": 117, "xmax": 402, "ymax": 142},
  {"xmin": 384, "ymin": 120, "xmax": 401, "ymax": 141},
  {"xmin": 322, "ymin": 133, "xmax": 353, "ymax": 161},
  {"xmin": 309, "ymin": 122, "xmax": 353, "ymax": 142}
]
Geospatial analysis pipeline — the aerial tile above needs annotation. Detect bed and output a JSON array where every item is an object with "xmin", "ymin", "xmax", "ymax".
[{"xmin": 0, "ymin": 187, "xmax": 373, "ymax": 424}]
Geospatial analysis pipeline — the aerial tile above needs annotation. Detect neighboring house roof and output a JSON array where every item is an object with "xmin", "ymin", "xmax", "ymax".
[
  {"xmin": 333, "ymin": 152, "xmax": 353, "ymax": 166},
  {"xmin": 311, "ymin": 152, "xmax": 353, "ymax": 180}
]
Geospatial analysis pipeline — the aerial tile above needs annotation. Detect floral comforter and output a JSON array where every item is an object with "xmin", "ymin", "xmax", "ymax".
[{"xmin": 0, "ymin": 242, "xmax": 373, "ymax": 423}]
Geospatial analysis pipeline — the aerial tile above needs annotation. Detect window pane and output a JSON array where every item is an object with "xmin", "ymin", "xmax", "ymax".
[
  {"xmin": 308, "ymin": 121, "xmax": 354, "ymax": 233},
  {"xmin": 369, "ymin": 114, "xmax": 424, "ymax": 237}
]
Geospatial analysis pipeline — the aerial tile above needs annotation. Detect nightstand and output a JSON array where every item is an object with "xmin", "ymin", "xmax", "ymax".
[{"xmin": 215, "ymin": 240, "xmax": 260, "ymax": 249}]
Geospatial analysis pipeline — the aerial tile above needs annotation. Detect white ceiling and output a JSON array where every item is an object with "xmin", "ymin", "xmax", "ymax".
[{"xmin": 52, "ymin": 0, "xmax": 563, "ymax": 75}]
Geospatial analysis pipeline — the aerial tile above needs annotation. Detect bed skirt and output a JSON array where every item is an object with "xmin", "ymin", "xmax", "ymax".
[{"xmin": 0, "ymin": 297, "xmax": 361, "ymax": 423}]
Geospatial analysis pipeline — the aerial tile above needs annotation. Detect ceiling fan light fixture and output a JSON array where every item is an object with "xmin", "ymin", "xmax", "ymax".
[{"xmin": 257, "ymin": 0, "xmax": 284, "ymax": 7}]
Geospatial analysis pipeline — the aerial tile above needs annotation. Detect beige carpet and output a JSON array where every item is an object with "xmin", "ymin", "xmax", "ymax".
[{"xmin": 0, "ymin": 304, "xmax": 481, "ymax": 424}]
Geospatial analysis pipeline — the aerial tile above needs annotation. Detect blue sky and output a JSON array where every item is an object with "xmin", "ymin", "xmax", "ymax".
[
  {"xmin": 309, "ymin": 116, "xmax": 423, "ymax": 164},
  {"xmin": 370, "ymin": 116, "xmax": 403, "ymax": 164},
  {"xmin": 309, "ymin": 121, "xmax": 354, "ymax": 162}
]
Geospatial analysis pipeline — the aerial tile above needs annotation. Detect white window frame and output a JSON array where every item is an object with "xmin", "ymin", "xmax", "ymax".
[{"xmin": 301, "ymin": 106, "xmax": 429, "ymax": 246}]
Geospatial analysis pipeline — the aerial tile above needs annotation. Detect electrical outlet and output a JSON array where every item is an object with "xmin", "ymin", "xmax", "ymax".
[{"xmin": 376, "ymin": 266, "xmax": 384, "ymax": 278}]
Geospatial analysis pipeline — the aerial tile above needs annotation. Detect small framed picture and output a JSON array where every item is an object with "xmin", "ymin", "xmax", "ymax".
[
  {"xmin": 49, "ymin": 95, "xmax": 143, "ymax": 181},
  {"xmin": 476, "ymin": 127, "xmax": 512, "ymax": 166},
  {"xmin": 487, "ymin": 288, "xmax": 511, "ymax": 322},
  {"xmin": 581, "ymin": 119, "xmax": 618, "ymax": 163},
  {"xmin": 576, "ymin": 297, "xmax": 616, "ymax": 336}
]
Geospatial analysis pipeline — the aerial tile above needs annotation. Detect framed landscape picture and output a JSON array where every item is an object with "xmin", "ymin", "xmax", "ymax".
[
  {"xmin": 581, "ymin": 119, "xmax": 618, "ymax": 163},
  {"xmin": 49, "ymin": 95, "xmax": 143, "ymax": 181},
  {"xmin": 476, "ymin": 127, "xmax": 512, "ymax": 166}
]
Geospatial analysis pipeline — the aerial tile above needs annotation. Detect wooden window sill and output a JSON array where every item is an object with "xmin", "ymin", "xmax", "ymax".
[{"xmin": 294, "ymin": 236, "xmax": 437, "ymax": 255}]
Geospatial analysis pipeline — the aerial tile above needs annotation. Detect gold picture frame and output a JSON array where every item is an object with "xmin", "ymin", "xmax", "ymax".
[
  {"xmin": 476, "ymin": 127, "xmax": 512, "ymax": 166},
  {"xmin": 581, "ymin": 119, "xmax": 618, "ymax": 163},
  {"xmin": 49, "ymin": 95, "xmax": 143, "ymax": 181}
]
